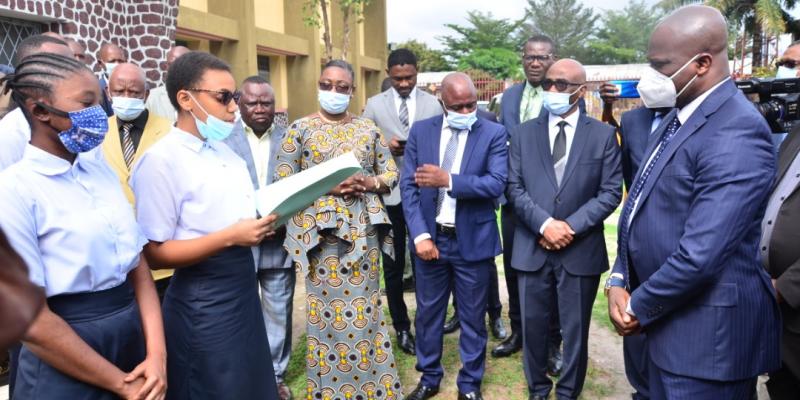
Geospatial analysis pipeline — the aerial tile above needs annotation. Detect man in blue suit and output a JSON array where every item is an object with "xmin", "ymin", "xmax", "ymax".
[
  {"xmin": 508, "ymin": 59, "xmax": 622, "ymax": 400},
  {"xmin": 401, "ymin": 72, "xmax": 507, "ymax": 400},
  {"xmin": 607, "ymin": 6, "xmax": 780, "ymax": 399}
]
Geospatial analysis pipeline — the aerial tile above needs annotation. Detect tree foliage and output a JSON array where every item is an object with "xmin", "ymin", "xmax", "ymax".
[
  {"xmin": 583, "ymin": 0, "xmax": 662, "ymax": 64},
  {"xmin": 457, "ymin": 48, "xmax": 523, "ymax": 80},
  {"xmin": 393, "ymin": 40, "xmax": 451, "ymax": 72},
  {"xmin": 303, "ymin": 0, "xmax": 372, "ymax": 62},
  {"xmin": 438, "ymin": 11, "xmax": 522, "ymax": 63},
  {"xmin": 518, "ymin": 0, "xmax": 599, "ymax": 61}
]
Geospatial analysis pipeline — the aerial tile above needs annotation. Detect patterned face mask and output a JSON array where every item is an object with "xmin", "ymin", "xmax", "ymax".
[{"xmin": 37, "ymin": 103, "xmax": 109, "ymax": 154}]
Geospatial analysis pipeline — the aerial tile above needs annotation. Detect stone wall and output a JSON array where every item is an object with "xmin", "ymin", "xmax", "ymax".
[{"xmin": 0, "ymin": 0, "xmax": 178, "ymax": 86}]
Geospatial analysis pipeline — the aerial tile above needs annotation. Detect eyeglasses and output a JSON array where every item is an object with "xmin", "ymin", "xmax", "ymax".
[
  {"xmin": 541, "ymin": 79, "xmax": 584, "ymax": 92},
  {"xmin": 187, "ymin": 88, "xmax": 241, "ymax": 105},
  {"xmin": 318, "ymin": 81, "xmax": 353, "ymax": 94},
  {"xmin": 523, "ymin": 54, "xmax": 554, "ymax": 63},
  {"xmin": 777, "ymin": 59, "xmax": 800, "ymax": 69}
]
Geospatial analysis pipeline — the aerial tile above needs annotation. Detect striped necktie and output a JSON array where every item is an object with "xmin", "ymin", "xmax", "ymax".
[
  {"xmin": 121, "ymin": 122, "xmax": 135, "ymax": 169},
  {"xmin": 399, "ymin": 96, "xmax": 409, "ymax": 132},
  {"xmin": 436, "ymin": 127, "xmax": 462, "ymax": 215}
]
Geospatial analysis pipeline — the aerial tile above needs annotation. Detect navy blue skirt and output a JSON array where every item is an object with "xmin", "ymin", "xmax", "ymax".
[
  {"xmin": 163, "ymin": 245, "xmax": 277, "ymax": 400},
  {"xmin": 14, "ymin": 280, "xmax": 145, "ymax": 400}
]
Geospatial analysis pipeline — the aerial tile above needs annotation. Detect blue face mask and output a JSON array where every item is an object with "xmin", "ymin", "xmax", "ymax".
[
  {"xmin": 318, "ymin": 90, "xmax": 351, "ymax": 115},
  {"xmin": 542, "ymin": 88, "xmax": 581, "ymax": 116},
  {"xmin": 188, "ymin": 93, "xmax": 237, "ymax": 141},
  {"xmin": 111, "ymin": 96, "xmax": 146, "ymax": 121},
  {"xmin": 776, "ymin": 66, "xmax": 798, "ymax": 79},
  {"xmin": 104, "ymin": 62, "xmax": 118, "ymax": 78},
  {"xmin": 38, "ymin": 103, "xmax": 109, "ymax": 153},
  {"xmin": 446, "ymin": 109, "xmax": 478, "ymax": 130}
]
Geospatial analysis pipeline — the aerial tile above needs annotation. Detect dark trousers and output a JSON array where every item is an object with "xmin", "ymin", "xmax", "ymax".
[
  {"xmin": 767, "ymin": 329, "xmax": 800, "ymax": 400},
  {"xmin": 649, "ymin": 359, "xmax": 756, "ymax": 400},
  {"xmin": 8, "ymin": 343, "xmax": 21, "ymax": 399},
  {"xmin": 519, "ymin": 261, "xmax": 600, "ymax": 400},
  {"xmin": 624, "ymin": 333, "xmax": 650, "ymax": 399},
  {"xmin": 382, "ymin": 203, "xmax": 413, "ymax": 332},
  {"xmin": 414, "ymin": 232, "xmax": 491, "ymax": 393},
  {"xmin": 503, "ymin": 207, "xmax": 562, "ymax": 343},
  {"xmin": 450, "ymin": 259, "xmax": 502, "ymax": 320}
]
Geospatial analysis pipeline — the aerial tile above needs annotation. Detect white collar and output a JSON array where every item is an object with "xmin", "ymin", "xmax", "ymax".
[
  {"xmin": 547, "ymin": 108, "xmax": 580, "ymax": 130},
  {"xmin": 392, "ymin": 86, "xmax": 416, "ymax": 101},
  {"xmin": 677, "ymin": 77, "xmax": 730, "ymax": 125}
]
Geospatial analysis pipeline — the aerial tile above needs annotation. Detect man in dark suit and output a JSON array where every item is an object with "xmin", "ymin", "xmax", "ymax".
[
  {"xmin": 495, "ymin": 34, "xmax": 564, "ymax": 370},
  {"xmin": 607, "ymin": 6, "xmax": 780, "ymax": 399},
  {"xmin": 223, "ymin": 77, "xmax": 293, "ymax": 400},
  {"xmin": 401, "ymin": 72, "xmax": 507, "ymax": 400},
  {"xmin": 508, "ymin": 59, "xmax": 622, "ymax": 400},
  {"xmin": 96, "ymin": 42, "xmax": 127, "ymax": 117},
  {"xmin": 763, "ymin": 126, "xmax": 800, "ymax": 399}
]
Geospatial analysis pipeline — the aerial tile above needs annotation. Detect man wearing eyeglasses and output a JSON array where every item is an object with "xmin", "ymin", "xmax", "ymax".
[
  {"xmin": 222, "ymin": 76, "xmax": 294, "ymax": 400},
  {"xmin": 508, "ymin": 59, "xmax": 621, "ymax": 400}
]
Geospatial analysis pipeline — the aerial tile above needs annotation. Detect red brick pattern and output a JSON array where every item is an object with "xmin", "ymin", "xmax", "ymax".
[{"xmin": 0, "ymin": 0, "xmax": 179, "ymax": 86}]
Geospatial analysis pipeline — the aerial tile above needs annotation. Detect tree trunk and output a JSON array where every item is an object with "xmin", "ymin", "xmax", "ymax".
[
  {"xmin": 752, "ymin": 23, "xmax": 763, "ymax": 69},
  {"xmin": 320, "ymin": 0, "xmax": 333, "ymax": 62},
  {"xmin": 341, "ymin": 4, "xmax": 351, "ymax": 61}
]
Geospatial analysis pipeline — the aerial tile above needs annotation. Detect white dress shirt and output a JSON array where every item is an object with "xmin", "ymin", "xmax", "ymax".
[
  {"xmin": 0, "ymin": 145, "xmax": 147, "ymax": 297},
  {"xmin": 245, "ymin": 124, "xmax": 274, "ymax": 188},
  {"xmin": 539, "ymin": 110, "xmax": 580, "ymax": 234},
  {"xmin": 131, "ymin": 127, "xmax": 257, "ymax": 243},
  {"xmin": 0, "ymin": 108, "xmax": 32, "ymax": 171},
  {"xmin": 413, "ymin": 116, "xmax": 469, "ymax": 244},
  {"xmin": 145, "ymin": 85, "xmax": 177, "ymax": 123},
  {"xmin": 393, "ymin": 86, "xmax": 417, "ymax": 128}
]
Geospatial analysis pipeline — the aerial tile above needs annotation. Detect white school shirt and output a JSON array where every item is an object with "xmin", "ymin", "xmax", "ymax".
[{"xmin": 0, "ymin": 108, "xmax": 32, "ymax": 171}]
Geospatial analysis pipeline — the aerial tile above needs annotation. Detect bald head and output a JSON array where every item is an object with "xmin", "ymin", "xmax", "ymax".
[
  {"xmin": 167, "ymin": 46, "xmax": 191, "ymax": 69},
  {"xmin": 441, "ymin": 72, "xmax": 477, "ymax": 113},
  {"xmin": 545, "ymin": 59, "xmax": 586, "ymax": 85},
  {"xmin": 41, "ymin": 31, "xmax": 66, "ymax": 41},
  {"xmin": 108, "ymin": 63, "xmax": 148, "ymax": 101},
  {"xmin": 64, "ymin": 38, "xmax": 89, "ymax": 65},
  {"xmin": 98, "ymin": 43, "xmax": 126, "ymax": 64}
]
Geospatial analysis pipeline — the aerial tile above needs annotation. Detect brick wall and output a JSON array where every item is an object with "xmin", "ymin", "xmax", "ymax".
[{"xmin": 0, "ymin": 0, "xmax": 178, "ymax": 86}]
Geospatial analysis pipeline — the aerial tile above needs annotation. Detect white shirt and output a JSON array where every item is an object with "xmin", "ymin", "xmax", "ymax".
[
  {"xmin": 245, "ymin": 124, "xmax": 274, "ymax": 188},
  {"xmin": 145, "ymin": 85, "xmax": 177, "ymax": 123},
  {"xmin": 539, "ymin": 110, "xmax": 580, "ymax": 234},
  {"xmin": 131, "ymin": 127, "xmax": 257, "ymax": 242},
  {"xmin": 0, "ymin": 108, "xmax": 32, "ymax": 171},
  {"xmin": 392, "ymin": 87, "xmax": 417, "ymax": 129},
  {"xmin": 413, "ymin": 116, "xmax": 469, "ymax": 244},
  {"xmin": 0, "ymin": 145, "xmax": 147, "ymax": 297}
]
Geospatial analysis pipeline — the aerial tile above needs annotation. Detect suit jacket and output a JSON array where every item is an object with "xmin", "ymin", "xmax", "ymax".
[
  {"xmin": 507, "ymin": 112, "xmax": 621, "ymax": 276},
  {"xmin": 500, "ymin": 82, "xmax": 586, "ymax": 133},
  {"xmin": 612, "ymin": 80, "xmax": 780, "ymax": 380},
  {"xmin": 767, "ymin": 128, "xmax": 800, "ymax": 333},
  {"xmin": 400, "ymin": 115, "xmax": 507, "ymax": 262},
  {"xmin": 223, "ymin": 120, "xmax": 290, "ymax": 269},
  {"xmin": 98, "ymin": 76, "xmax": 114, "ymax": 117},
  {"xmin": 102, "ymin": 113, "xmax": 171, "ymax": 206},
  {"xmin": 619, "ymin": 107, "xmax": 656, "ymax": 189},
  {"xmin": 363, "ymin": 88, "xmax": 442, "ymax": 205}
]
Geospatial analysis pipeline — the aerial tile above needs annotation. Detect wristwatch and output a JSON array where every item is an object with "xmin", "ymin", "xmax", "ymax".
[{"xmin": 604, "ymin": 273, "xmax": 626, "ymax": 297}]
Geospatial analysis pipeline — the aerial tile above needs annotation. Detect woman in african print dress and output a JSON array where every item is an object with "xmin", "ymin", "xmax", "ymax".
[{"xmin": 275, "ymin": 60, "xmax": 403, "ymax": 400}]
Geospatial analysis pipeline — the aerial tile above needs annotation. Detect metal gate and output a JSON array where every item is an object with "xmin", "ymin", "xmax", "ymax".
[{"xmin": 0, "ymin": 16, "xmax": 43, "ymax": 67}]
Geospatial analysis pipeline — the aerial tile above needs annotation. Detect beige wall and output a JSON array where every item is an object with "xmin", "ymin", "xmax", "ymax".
[
  {"xmin": 180, "ymin": 0, "xmax": 207, "ymax": 12},
  {"xmin": 254, "ymin": 0, "xmax": 284, "ymax": 33}
]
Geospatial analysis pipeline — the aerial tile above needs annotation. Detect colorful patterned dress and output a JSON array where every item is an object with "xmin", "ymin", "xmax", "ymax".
[{"xmin": 275, "ymin": 113, "xmax": 403, "ymax": 400}]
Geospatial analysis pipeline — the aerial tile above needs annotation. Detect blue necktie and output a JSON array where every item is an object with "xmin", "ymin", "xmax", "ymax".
[
  {"xmin": 436, "ymin": 127, "xmax": 462, "ymax": 216},
  {"xmin": 618, "ymin": 114, "xmax": 681, "ymax": 287}
]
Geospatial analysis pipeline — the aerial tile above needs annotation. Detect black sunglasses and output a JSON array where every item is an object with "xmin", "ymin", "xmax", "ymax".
[
  {"xmin": 318, "ymin": 81, "xmax": 353, "ymax": 94},
  {"xmin": 541, "ymin": 79, "xmax": 584, "ymax": 92},
  {"xmin": 777, "ymin": 59, "xmax": 800, "ymax": 69},
  {"xmin": 523, "ymin": 54, "xmax": 554, "ymax": 63},
  {"xmin": 187, "ymin": 88, "xmax": 241, "ymax": 105}
]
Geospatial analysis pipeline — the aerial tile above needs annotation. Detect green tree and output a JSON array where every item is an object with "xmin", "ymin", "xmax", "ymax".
[
  {"xmin": 519, "ymin": 0, "xmax": 599, "ymax": 61},
  {"xmin": 584, "ymin": 0, "xmax": 663, "ymax": 64},
  {"xmin": 303, "ymin": 0, "xmax": 372, "ymax": 62},
  {"xmin": 457, "ymin": 48, "xmax": 523, "ymax": 80},
  {"xmin": 438, "ymin": 10, "xmax": 522, "ymax": 63},
  {"xmin": 393, "ymin": 40, "xmax": 452, "ymax": 72}
]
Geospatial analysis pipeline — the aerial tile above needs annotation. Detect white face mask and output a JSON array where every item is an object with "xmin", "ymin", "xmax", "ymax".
[
  {"xmin": 776, "ymin": 65, "xmax": 798, "ymax": 79},
  {"xmin": 637, "ymin": 54, "xmax": 701, "ymax": 109}
]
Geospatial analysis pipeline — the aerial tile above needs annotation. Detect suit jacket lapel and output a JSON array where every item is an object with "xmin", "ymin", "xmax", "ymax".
[
  {"xmin": 557, "ymin": 114, "xmax": 589, "ymax": 193},
  {"xmin": 103, "ymin": 118, "xmax": 128, "ymax": 174},
  {"xmin": 431, "ymin": 116, "xmax": 443, "ymax": 166},
  {"xmin": 511, "ymin": 85, "xmax": 523, "ymax": 126},
  {"xmin": 534, "ymin": 116, "xmax": 559, "ymax": 190},
  {"xmin": 459, "ymin": 119, "xmax": 481, "ymax": 174},
  {"xmin": 776, "ymin": 131, "xmax": 800, "ymax": 185},
  {"xmin": 266, "ymin": 126, "xmax": 286, "ymax": 185}
]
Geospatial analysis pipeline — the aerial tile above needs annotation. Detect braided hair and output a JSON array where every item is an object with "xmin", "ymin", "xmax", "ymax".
[{"xmin": 0, "ymin": 53, "xmax": 91, "ymax": 124}]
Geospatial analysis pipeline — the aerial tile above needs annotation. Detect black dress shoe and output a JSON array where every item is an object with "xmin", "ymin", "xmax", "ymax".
[
  {"xmin": 546, "ymin": 344, "xmax": 563, "ymax": 376},
  {"xmin": 491, "ymin": 332, "xmax": 522, "ymax": 358},
  {"xmin": 443, "ymin": 315, "xmax": 461, "ymax": 334},
  {"xmin": 458, "ymin": 391, "xmax": 483, "ymax": 400},
  {"xmin": 407, "ymin": 383, "xmax": 439, "ymax": 400},
  {"xmin": 397, "ymin": 330, "xmax": 416, "ymax": 355},
  {"xmin": 489, "ymin": 316, "xmax": 507, "ymax": 340},
  {"xmin": 528, "ymin": 395, "xmax": 547, "ymax": 400}
]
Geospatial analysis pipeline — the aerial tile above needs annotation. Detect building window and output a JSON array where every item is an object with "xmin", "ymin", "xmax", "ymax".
[
  {"xmin": 0, "ymin": 17, "xmax": 43, "ymax": 66},
  {"xmin": 257, "ymin": 55, "xmax": 270, "ymax": 82}
]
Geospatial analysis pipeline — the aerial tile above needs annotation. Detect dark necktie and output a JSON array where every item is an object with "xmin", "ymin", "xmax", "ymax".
[
  {"xmin": 121, "ymin": 122, "xmax": 135, "ymax": 169},
  {"xmin": 436, "ymin": 127, "xmax": 462, "ymax": 216},
  {"xmin": 618, "ymin": 114, "xmax": 681, "ymax": 286},
  {"xmin": 553, "ymin": 121, "xmax": 567, "ymax": 185},
  {"xmin": 399, "ymin": 96, "xmax": 409, "ymax": 132}
]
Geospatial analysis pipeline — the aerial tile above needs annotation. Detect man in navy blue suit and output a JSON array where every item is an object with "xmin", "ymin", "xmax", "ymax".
[
  {"xmin": 508, "ymin": 59, "xmax": 622, "ymax": 400},
  {"xmin": 401, "ymin": 72, "xmax": 507, "ymax": 400},
  {"xmin": 607, "ymin": 6, "xmax": 780, "ymax": 399}
]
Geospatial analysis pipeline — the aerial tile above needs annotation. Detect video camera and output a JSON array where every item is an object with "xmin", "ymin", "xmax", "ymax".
[{"xmin": 735, "ymin": 77, "xmax": 800, "ymax": 133}]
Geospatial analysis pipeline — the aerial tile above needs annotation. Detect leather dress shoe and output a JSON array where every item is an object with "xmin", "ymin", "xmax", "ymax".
[
  {"xmin": 528, "ymin": 395, "xmax": 547, "ymax": 400},
  {"xmin": 443, "ymin": 315, "xmax": 461, "ymax": 334},
  {"xmin": 458, "ymin": 390, "xmax": 483, "ymax": 400},
  {"xmin": 547, "ymin": 344, "xmax": 563, "ymax": 376},
  {"xmin": 407, "ymin": 383, "xmax": 439, "ymax": 400},
  {"xmin": 489, "ymin": 316, "xmax": 507, "ymax": 340},
  {"xmin": 491, "ymin": 332, "xmax": 522, "ymax": 358},
  {"xmin": 397, "ymin": 330, "xmax": 416, "ymax": 355}
]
